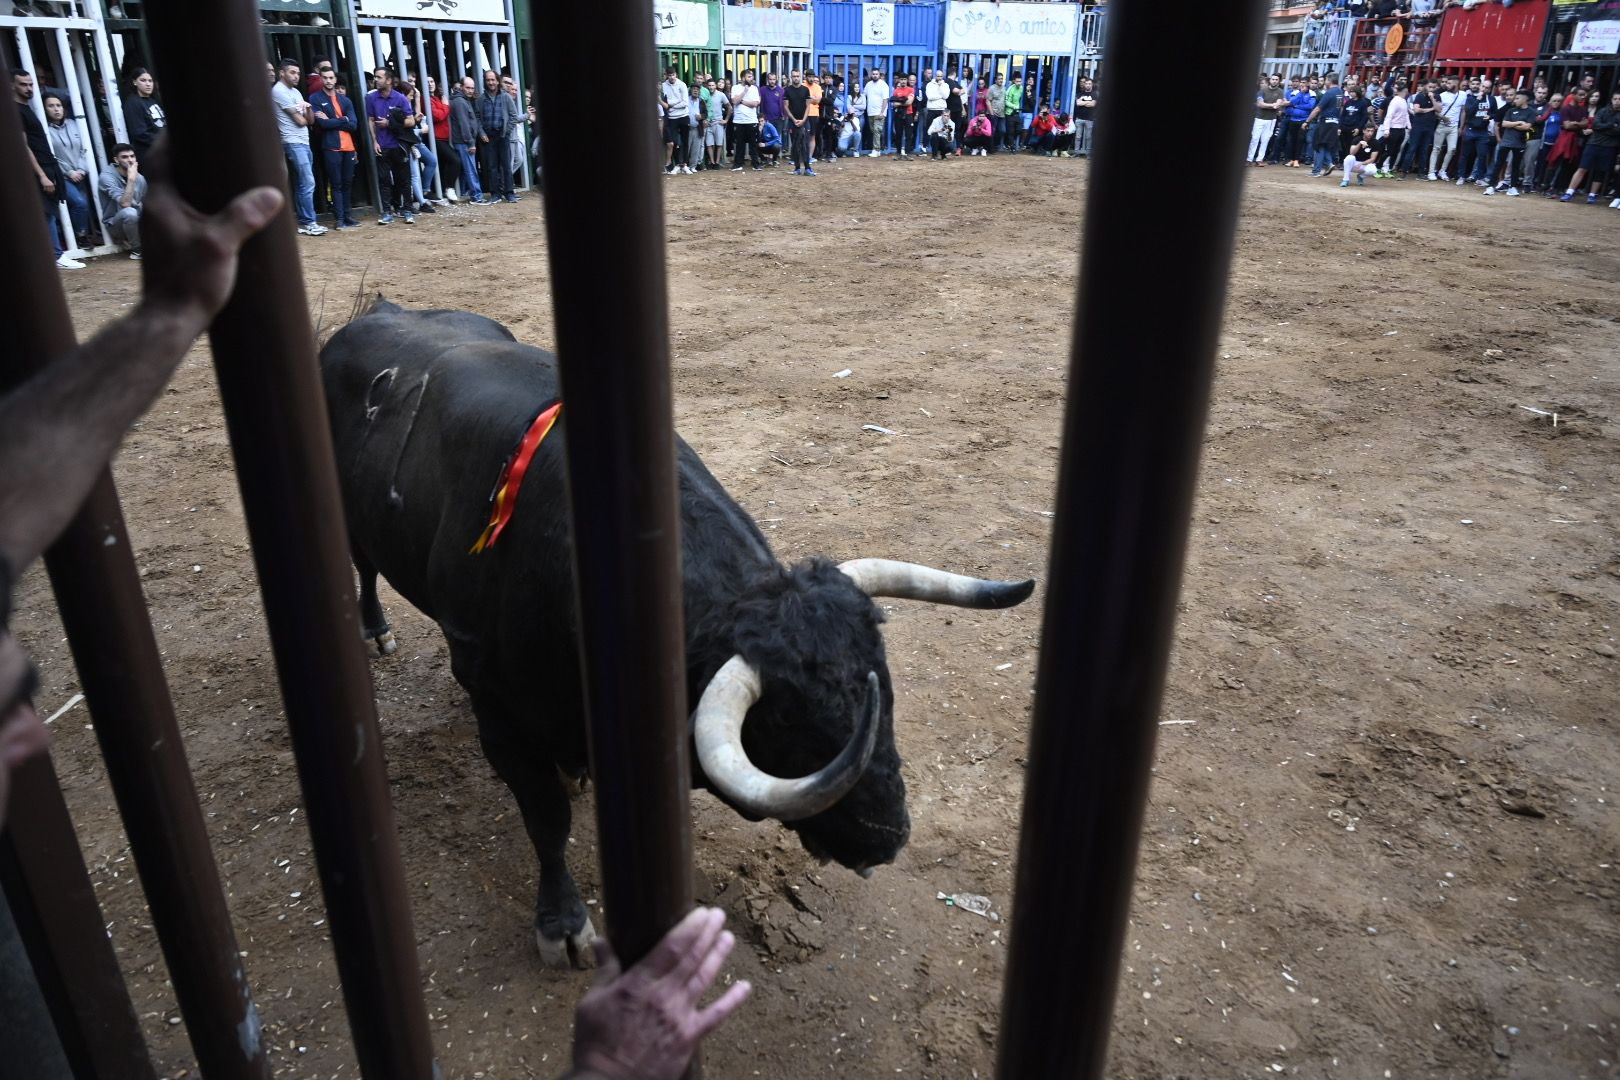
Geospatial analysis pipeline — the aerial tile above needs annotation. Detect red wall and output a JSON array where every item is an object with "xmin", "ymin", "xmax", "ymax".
[{"xmin": 1435, "ymin": 0, "xmax": 1550, "ymax": 61}]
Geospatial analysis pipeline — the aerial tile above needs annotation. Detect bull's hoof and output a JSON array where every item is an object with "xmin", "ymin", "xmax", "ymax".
[
  {"xmin": 371, "ymin": 630, "xmax": 398, "ymax": 657},
  {"xmin": 536, "ymin": 916, "xmax": 598, "ymax": 969}
]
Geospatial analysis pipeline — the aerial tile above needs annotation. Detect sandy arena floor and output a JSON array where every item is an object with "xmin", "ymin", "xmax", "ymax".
[{"xmin": 14, "ymin": 154, "xmax": 1620, "ymax": 1079}]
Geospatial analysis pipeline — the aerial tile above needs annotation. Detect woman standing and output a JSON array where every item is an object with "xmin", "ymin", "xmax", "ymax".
[
  {"xmin": 427, "ymin": 75, "xmax": 460, "ymax": 201},
  {"xmin": 43, "ymin": 92, "xmax": 94, "ymax": 245},
  {"xmin": 1379, "ymin": 81, "xmax": 1410, "ymax": 178},
  {"xmin": 122, "ymin": 68, "xmax": 165, "ymax": 162}
]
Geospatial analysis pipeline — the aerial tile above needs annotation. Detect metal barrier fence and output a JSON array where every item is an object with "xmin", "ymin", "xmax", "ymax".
[
  {"xmin": 1, "ymin": 3, "xmax": 1264, "ymax": 1079},
  {"xmin": 4, "ymin": 2, "xmax": 126, "ymax": 261}
]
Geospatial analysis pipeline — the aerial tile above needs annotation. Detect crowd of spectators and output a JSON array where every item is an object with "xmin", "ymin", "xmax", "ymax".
[
  {"xmin": 16, "ymin": 56, "xmax": 538, "ymax": 267},
  {"xmin": 655, "ymin": 64, "xmax": 1097, "ymax": 175},
  {"xmin": 1246, "ymin": 68, "xmax": 1620, "ymax": 206}
]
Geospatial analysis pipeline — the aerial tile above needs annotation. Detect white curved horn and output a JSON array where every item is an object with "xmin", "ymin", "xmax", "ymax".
[
  {"xmin": 692, "ymin": 656, "xmax": 879, "ymax": 822},
  {"xmin": 838, "ymin": 558, "xmax": 1036, "ymax": 609}
]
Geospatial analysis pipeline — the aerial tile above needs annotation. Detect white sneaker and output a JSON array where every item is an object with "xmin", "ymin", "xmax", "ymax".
[
  {"xmin": 55, "ymin": 254, "xmax": 85, "ymax": 269},
  {"xmin": 1508, "ymin": 187, "xmax": 1521, "ymax": 197},
  {"xmin": 1610, "ymin": 198, "xmax": 1620, "ymax": 209},
  {"xmin": 1456, "ymin": 177, "xmax": 1465, "ymax": 186},
  {"xmin": 868, "ymin": 150, "xmax": 879, "ymax": 158},
  {"xmin": 684, "ymin": 165, "xmax": 695, "ymax": 174},
  {"xmin": 297, "ymin": 223, "xmax": 327, "ymax": 236},
  {"xmin": 1481, "ymin": 187, "xmax": 1494, "ymax": 195},
  {"xmin": 1427, "ymin": 171, "xmax": 1437, "ymax": 181},
  {"xmin": 1438, "ymin": 171, "xmax": 1449, "ymax": 181},
  {"xmin": 445, "ymin": 187, "xmax": 459, "ymax": 203}
]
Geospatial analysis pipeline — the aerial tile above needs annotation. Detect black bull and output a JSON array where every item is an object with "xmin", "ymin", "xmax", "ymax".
[{"xmin": 320, "ymin": 299, "xmax": 1034, "ymax": 965}]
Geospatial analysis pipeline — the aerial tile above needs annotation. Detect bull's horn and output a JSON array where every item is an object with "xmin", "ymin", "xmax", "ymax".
[
  {"xmin": 838, "ymin": 558, "xmax": 1035, "ymax": 609},
  {"xmin": 693, "ymin": 656, "xmax": 879, "ymax": 822}
]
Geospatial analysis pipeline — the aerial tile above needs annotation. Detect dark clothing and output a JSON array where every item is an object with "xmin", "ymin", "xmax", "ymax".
[
  {"xmin": 784, "ymin": 83, "xmax": 810, "ymax": 124},
  {"xmin": 122, "ymin": 93, "xmax": 166, "ymax": 159},
  {"xmin": 307, "ymin": 90, "xmax": 359, "ymax": 152},
  {"xmin": 477, "ymin": 89, "xmax": 517, "ymax": 137},
  {"xmin": 377, "ymin": 145, "xmax": 412, "ymax": 213},
  {"xmin": 1316, "ymin": 85, "xmax": 1344, "ymax": 125},
  {"xmin": 1497, "ymin": 146, "xmax": 1525, "ymax": 189},
  {"xmin": 731, "ymin": 122, "xmax": 761, "ymax": 168},
  {"xmin": 1499, "ymin": 105, "xmax": 1538, "ymax": 149},
  {"xmin": 449, "ymin": 92, "xmax": 479, "ymax": 145},
  {"xmin": 479, "ymin": 136, "xmax": 513, "ymax": 198},
  {"xmin": 1410, "ymin": 91, "xmax": 1439, "ymax": 131},
  {"xmin": 324, "ymin": 148, "xmax": 357, "ymax": 223},
  {"xmin": 1591, "ymin": 105, "xmax": 1620, "ymax": 148},
  {"xmin": 19, "ymin": 102, "xmax": 63, "ymax": 196},
  {"xmin": 1341, "ymin": 96, "xmax": 1371, "ymax": 136},
  {"xmin": 1463, "ymin": 93, "xmax": 1493, "ymax": 134}
]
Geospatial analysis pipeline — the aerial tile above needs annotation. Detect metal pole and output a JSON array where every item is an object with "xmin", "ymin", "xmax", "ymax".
[
  {"xmin": 525, "ymin": 0, "xmax": 695, "ymax": 992},
  {"xmin": 993, "ymin": 2, "xmax": 1266, "ymax": 1077},
  {"xmin": 1, "ymin": 756, "xmax": 156, "ymax": 1080},
  {"xmin": 0, "ymin": 68, "xmax": 275, "ymax": 1080},
  {"xmin": 141, "ymin": 7, "xmax": 437, "ymax": 1078}
]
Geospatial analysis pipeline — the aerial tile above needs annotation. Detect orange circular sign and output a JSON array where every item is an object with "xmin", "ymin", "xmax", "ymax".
[{"xmin": 1384, "ymin": 22, "xmax": 1405, "ymax": 56}]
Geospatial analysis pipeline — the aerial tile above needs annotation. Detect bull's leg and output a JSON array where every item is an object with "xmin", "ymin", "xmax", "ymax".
[
  {"xmin": 472, "ymin": 698, "xmax": 597, "ymax": 968},
  {"xmin": 352, "ymin": 547, "xmax": 397, "ymax": 656}
]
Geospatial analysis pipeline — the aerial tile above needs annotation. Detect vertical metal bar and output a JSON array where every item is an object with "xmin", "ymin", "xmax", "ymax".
[
  {"xmin": 434, "ymin": 29, "xmax": 452, "ymax": 195},
  {"xmin": 525, "ymin": 0, "xmax": 695, "ymax": 1009},
  {"xmin": 994, "ymin": 1, "xmax": 1266, "ymax": 1078},
  {"xmin": 414, "ymin": 26, "xmax": 441, "ymax": 199},
  {"xmin": 0, "ymin": 67, "xmax": 275, "ymax": 1080},
  {"xmin": 91, "ymin": 4, "xmax": 128, "ymax": 143},
  {"xmin": 1, "ymin": 756, "xmax": 156, "ymax": 1080},
  {"xmin": 69, "ymin": 31, "xmax": 110, "ymax": 232},
  {"xmin": 141, "ymin": 7, "xmax": 437, "ymax": 1079},
  {"xmin": 506, "ymin": 23, "xmax": 531, "ymax": 189}
]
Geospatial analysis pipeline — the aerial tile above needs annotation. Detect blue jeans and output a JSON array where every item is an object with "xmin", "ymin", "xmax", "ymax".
[
  {"xmin": 1462, "ymin": 129, "xmax": 1494, "ymax": 181},
  {"xmin": 1311, "ymin": 123, "xmax": 1340, "ymax": 172},
  {"xmin": 323, "ymin": 149, "xmax": 356, "ymax": 224},
  {"xmin": 411, "ymin": 145, "xmax": 437, "ymax": 203},
  {"xmin": 62, "ymin": 177, "xmax": 91, "ymax": 237},
  {"xmin": 454, "ymin": 143, "xmax": 482, "ymax": 198},
  {"xmin": 283, "ymin": 141, "xmax": 316, "ymax": 225},
  {"xmin": 44, "ymin": 198, "xmax": 64, "ymax": 257}
]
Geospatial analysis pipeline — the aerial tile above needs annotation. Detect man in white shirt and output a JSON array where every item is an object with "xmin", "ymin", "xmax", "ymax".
[
  {"xmin": 729, "ymin": 69, "xmax": 763, "ymax": 172},
  {"xmin": 1429, "ymin": 75, "xmax": 1463, "ymax": 181},
  {"xmin": 863, "ymin": 69, "xmax": 890, "ymax": 157},
  {"xmin": 659, "ymin": 67, "xmax": 692, "ymax": 175},
  {"xmin": 270, "ymin": 58, "xmax": 325, "ymax": 235}
]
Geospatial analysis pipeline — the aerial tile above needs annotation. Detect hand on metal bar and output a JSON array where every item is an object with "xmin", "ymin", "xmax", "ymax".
[
  {"xmin": 136, "ymin": 136, "xmax": 283, "ymax": 327},
  {"xmin": 566, "ymin": 907, "xmax": 752, "ymax": 1080}
]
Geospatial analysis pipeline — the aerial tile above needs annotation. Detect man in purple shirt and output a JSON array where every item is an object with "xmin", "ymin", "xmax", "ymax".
[
  {"xmin": 364, "ymin": 66, "xmax": 415, "ymax": 224},
  {"xmin": 758, "ymin": 72, "xmax": 785, "ymax": 166}
]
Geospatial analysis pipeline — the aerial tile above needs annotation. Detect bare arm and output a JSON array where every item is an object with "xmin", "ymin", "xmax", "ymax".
[{"xmin": 0, "ymin": 145, "xmax": 281, "ymax": 576}]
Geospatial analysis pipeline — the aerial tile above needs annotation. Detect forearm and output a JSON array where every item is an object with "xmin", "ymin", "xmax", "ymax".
[{"xmin": 0, "ymin": 300, "xmax": 210, "ymax": 573}]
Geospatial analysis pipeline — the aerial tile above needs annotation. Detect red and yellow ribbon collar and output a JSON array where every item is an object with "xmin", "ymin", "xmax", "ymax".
[{"xmin": 469, "ymin": 400, "xmax": 561, "ymax": 554}]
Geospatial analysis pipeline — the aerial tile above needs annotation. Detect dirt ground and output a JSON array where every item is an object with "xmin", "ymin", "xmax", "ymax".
[{"xmin": 14, "ymin": 155, "xmax": 1618, "ymax": 1079}]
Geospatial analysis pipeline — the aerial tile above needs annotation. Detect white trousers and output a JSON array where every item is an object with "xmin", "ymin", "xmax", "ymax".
[
  {"xmin": 1248, "ymin": 118, "xmax": 1276, "ymax": 162},
  {"xmin": 1342, "ymin": 156, "xmax": 1377, "ymax": 179}
]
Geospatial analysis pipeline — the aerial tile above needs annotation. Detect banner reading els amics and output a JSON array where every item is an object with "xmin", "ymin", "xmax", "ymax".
[{"xmin": 944, "ymin": 1, "xmax": 1080, "ymax": 55}]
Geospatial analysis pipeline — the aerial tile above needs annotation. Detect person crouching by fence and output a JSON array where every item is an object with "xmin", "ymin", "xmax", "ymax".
[
  {"xmin": 1339, "ymin": 124, "xmax": 1382, "ymax": 187},
  {"xmin": 963, "ymin": 110, "xmax": 994, "ymax": 156},
  {"xmin": 308, "ymin": 67, "xmax": 361, "ymax": 229},
  {"xmin": 1027, "ymin": 104, "xmax": 1058, "ymax": 156},
  {"xmin": 927, "ymin": 111, "xmax": 955, "ymax": 160},
  {"xmin": 97, "ymin": 143, "xmax": 145, "ymax": 258}
]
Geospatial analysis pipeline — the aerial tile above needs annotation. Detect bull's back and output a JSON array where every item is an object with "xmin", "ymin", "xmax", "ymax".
[{"xmin": 320, "ymin": 307, "xmax": 567, "ymax": 628}]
